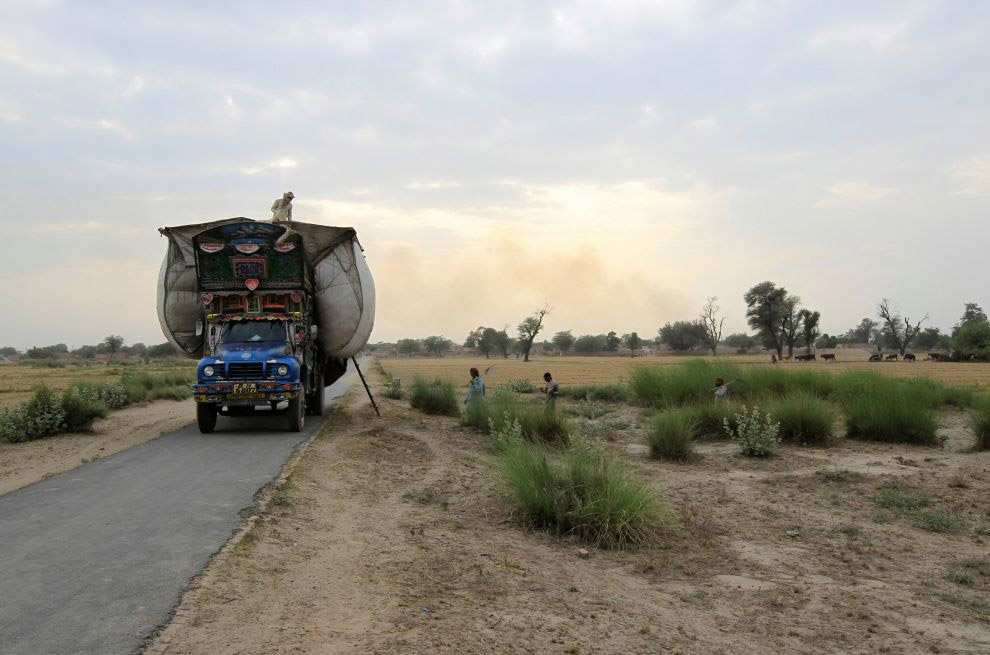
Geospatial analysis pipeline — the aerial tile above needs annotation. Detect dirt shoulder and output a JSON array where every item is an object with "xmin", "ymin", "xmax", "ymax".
[
  {"xmin": 148, "ymin": 394, "xmax": 990, "ymax": 655},
  {"xmin": 0, "ymin": 399, "xmax": 194, "ymax": 496}
]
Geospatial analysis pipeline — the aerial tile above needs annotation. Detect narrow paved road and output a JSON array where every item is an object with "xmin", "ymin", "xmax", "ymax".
[{"xmin": 0, "ymin": 366, "xmax": 361, "ymax": 655}]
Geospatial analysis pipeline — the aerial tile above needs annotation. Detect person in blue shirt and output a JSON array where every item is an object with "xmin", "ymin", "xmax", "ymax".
[{"xmin": 465, "ymin": 367, "xmax": 485, "ymax": 406}]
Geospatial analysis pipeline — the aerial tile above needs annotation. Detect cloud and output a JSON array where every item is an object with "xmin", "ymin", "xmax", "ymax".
[
  {"xmin": 405, "ymin": 180, "xmax": 462, "ymax": 190},
  {"xmin": 815, "ymin": 180, "xmax": 898, "ymax": 208},
  {"xmin": 0, "ymin": 37, "xmax": 115, "ymax": 77},
  {"xmin": 122, "ymin": 75, "xmax": 145, "ymax": 98},
  {"xmin": 0, "ymin": 98, "xmax": 20, "ymax": 122},
  {"xmin": 809, "ymin": 20, "xmax": 910, "ymax": 50},
  {"xmin": 54, "ymin": 116, "xmax": 134, "ymax": 140},
  {"xmin": 689, "ymin": 116, "xmax": 718, "ymax": 129},
  {"xmin": 951, "ymin": 156, "xmax": 990, "ymax": 196},
  {"xmin": 33, "ymin": 221, "xmax": 141, "ymax": 236},
  {"xmin": 268, "ymin": 158, "xmax": 299, "ymax": 169}
]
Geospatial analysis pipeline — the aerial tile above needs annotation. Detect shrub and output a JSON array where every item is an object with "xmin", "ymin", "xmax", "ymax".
[
  {"xmin": 72, "ymin": 381, "xmax": 131, "ymax": 409},
  {"xmin": 408, "ymin": 377, "xmax": 460, "ymax": 416},
  {"xmin": 503, "ymin": 378, "xmax": 537, "ymax": 393},
  {"xmin": 464, "ymin": 389, "xmax": 571, "ymax": 443},
  {"xmin": 646, "ymin": 409, "xmax": 697, "ymax": 461},
  {"xmin": 767, "ymin": 392, "xmax": 834, "ymax": 446},
  {"xmin": 60, "ymin": 389, "xmax": 108, "ymax": 432},
  {"xmin": 841, "ymin": 374, "xmax": 938, "ymax": 445},
  {"xmin": 497, "ymin": 437, "xmax": 663, "ymax": 548},
  {"xmin": 573, "ymin": 399, "xmax": 610, "ymax": 419},
  {"xmin": 969, "ymin": 397, "xmax": 990, "ymax": 451},
  {"xmin": 724, "ymin": 405, "xmax": 780, "ymax": 457},
  {"xmin": 692, "ymin": 402, "xmax": 736, "ymax": 436},
  {"xmin": 382, "ymin": 379, "xmax": 404, "ymax": 399},
  {"xmin": 0, "ymin": 407, "xmax": 29, "ymax": 443}
]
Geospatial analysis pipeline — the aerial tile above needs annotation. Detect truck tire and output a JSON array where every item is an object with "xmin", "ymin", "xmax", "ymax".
[
  {"xmin": 197, "ymin": 403, "xmax": 217, "ymax": 434},
  {"xmin": 287, "ymin": 394, "xmax": 304, "ymax": 432},
  {"xmin": 307, "ymin": 372, "xmax": 324, "ymax": 416}
]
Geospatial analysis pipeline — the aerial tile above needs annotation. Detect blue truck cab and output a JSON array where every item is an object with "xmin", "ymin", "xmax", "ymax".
[{"xmin": 188, "ymin": 221, "xmax": 333, "ymax": 433}]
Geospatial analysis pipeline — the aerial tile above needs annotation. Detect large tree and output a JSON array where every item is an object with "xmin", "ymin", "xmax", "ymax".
[
  {"xmin": 657, "ymin": 321, "xmax": 706, "ymax": 351},
  {"xmin": 102, "ymin": 335, "xmax": 124, "ymax": 364},
  {"xmin": 574, "ymin": 334, "xmax": 605, "ymax": 353},
  {"xmin": 798, "ymin": 309, "xmax": 821, "ymax": 353},
  {"xmin": 743, "ymin": 281, "xmax": 791, "ymax": 358},
  {"xmin": 552, "ymin": 330, "xmax": 575, "ymax": 355},
  {"xmin": 844, "ymin": 318, "xmax": 879, "ymax": 344},
  {"xmin": 517, "ymin": 306, "xmax": 550, "ymax": 362},
  {"xmin": 780, "ymin": 296, "xmax": 803, "ymax": 358},
  {"xmin": 423, "ymin": 336, "xmax": 452, "ymax": 357},
  {"xmin": 877, "ymin": 298, "xmax": 928, "ymax": 356},
  {"xmin": 623, "ymin": 332, "xmax": 642, "ymax": 356},
  {"xmin": 493, "ymin": 329, "xmax": 511, "ymax": 359},
  {"xmin": 604, "ymin": 331, "xmax": 621, "ymax": 351},
  {"xmin": 478, "ymin": 328, "xmax": 499, "ymax": 359},
  {"xmin": 722, "ymin": 333, "xmax": 757, "ymax": 350},
  {"xmin": 699, "ymin": 296, "xmax": 725, "ymax": 356},
  {"xmin": 396, "ymin": 338, "xmax": 421, "ymax": 356}
]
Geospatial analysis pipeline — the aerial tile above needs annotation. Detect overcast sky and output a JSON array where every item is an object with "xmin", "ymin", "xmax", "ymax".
[{"xmin": 1, "ymin": 0, "xmax": 988, "ymax": 350}]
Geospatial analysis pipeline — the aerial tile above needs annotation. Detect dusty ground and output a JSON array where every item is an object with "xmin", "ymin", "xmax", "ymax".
[
  {"xmin": 148, "ymin": 390, "xmax": 990, "ymax": 655},
  {"xmin": 0, "ymin": 399, "xmax": 193, "ymax": 495},
  {"xmin": 380, "ymin": 354, "xmax": 990, "ymax": 389}
]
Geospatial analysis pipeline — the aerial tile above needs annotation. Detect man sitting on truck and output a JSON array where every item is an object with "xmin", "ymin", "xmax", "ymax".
[{"xmin": 271, "ymin": 191, "xmax": 296, "ymax": 245}]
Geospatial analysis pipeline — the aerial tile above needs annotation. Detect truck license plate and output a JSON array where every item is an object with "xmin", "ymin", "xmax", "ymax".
[{"xmin": 232, "ymin": 383, "xmax": 257, "ymax": 395}]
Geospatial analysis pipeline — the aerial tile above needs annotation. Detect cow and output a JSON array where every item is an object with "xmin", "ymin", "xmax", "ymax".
[
  {"xmin": 885, "ymin": 353, "xmax": 898, "ymax": 361},
  {"xmin": 795, "ymin": 353, "xmax": 816, "ymax": 361},
  {"xmin": 903, "ymin": 353, "xmax": 916, "ymax": 362},
  {"xmin": 821, "ymin": 353, "xmax": 836, "ymax": 362},
  {"xmin": 928, "ymin": 353, "xmax": 943, "ymax": 362},
  {"xmin": 869, "ymin": 354, "xmax": 882, "ymax": 362}
]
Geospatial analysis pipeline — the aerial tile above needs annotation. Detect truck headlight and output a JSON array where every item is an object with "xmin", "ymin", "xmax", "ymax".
[
  {"xmin": 203, "ymin": 366, "xmax": 215, "ymax": 377},
  {"xmin": 276, "ymin": 364, "xmax": 289, "ymax": 377}
]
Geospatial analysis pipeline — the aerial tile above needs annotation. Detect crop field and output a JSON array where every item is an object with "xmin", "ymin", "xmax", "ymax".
[
  {"xmin": 380, "ymin": 353, "xmax": 990, "ymax": 390},
  {"xmin": 0, "ymin": 361, "xmax": 196, "ymax": 408}
]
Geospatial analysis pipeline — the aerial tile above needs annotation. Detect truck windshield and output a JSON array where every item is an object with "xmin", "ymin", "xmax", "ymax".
[{"xmin": 221, "ymin": 321, "xmax": 286, "ymax": 343}]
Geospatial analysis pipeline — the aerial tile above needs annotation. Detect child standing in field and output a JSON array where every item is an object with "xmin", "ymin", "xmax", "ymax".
[
  {"xmin": 541, "ymin": 372, "xmax": 560, "ymax": 411},
  {"xmin": 465, "ymin": 367, "xmax": 485, "ymax": 407},
  {"xmin": 713, "ymin": 377, "xmax": 729, "ymax": 405}
]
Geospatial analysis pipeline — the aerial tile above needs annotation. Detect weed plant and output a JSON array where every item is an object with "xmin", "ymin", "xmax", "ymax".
[
  {"xmin": 60, "ymin": 389, "xmax": 108, "ymax": 432},
  {"xmin": 559, "ymin": 383, "xmax": 628, "ymax": 403},
  {"xmin": 502, "ymin": 378, "xmax": 537, "ymax": 393},
  {"xmin": 408, "ymin": 377, "xmax": 460, "ymax": 417},
  {"xmin": 724, "ymin": 405, "xmax": 780, "ymax": 457},
  {"xmin": 495, "ymin": 432, "xmax": 663, "ymax": 548},
  {"xmin": 767, "ymin": 392, "xmax": 834, "ymax": 445},
  {"xmin": 646, "ymin": 409, "xmax": 697, "ymax": 461}
]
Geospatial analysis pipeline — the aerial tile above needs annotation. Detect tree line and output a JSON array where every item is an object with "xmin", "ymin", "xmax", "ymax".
[
  {"xmin": 387, "ymin": 282, "xmax": 990, "ymax": 362},
  {"xmin": 2, "ymin": 337, "xmax": 181, "ymax": 363}
]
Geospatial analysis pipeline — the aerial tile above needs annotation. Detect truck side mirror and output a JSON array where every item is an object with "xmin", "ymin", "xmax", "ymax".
[
  {"xmin": 195, "ymin": 319, "xmax": 204, "ymax": 337},
  {"xmin": 310, "ymin": 325, "xmax": 318, "ymax": 340}
]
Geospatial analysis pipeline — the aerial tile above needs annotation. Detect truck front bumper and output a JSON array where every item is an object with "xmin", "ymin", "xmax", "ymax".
[{"xmin": 193, "ymin": 381, "xmax": 302, "ymax": 405}]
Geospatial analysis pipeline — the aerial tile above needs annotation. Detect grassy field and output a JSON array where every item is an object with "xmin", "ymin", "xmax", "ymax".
[
  {"xmin": 379, "ymin": 352, "xmax": 990, "ymax": 390},
  {"xmin": 0, "ymin": 360, "xmax": 196, "ymax": 408}
]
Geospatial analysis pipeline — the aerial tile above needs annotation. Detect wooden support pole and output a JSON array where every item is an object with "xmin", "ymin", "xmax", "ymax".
[{"xmin": 352, "ymin": 357, "xmax": 381, "ymax": 417}]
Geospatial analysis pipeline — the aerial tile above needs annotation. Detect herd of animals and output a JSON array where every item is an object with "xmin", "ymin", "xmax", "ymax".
[{"xmin": 778, "ymin": 352, "xmax": 943, "ymax": 363}]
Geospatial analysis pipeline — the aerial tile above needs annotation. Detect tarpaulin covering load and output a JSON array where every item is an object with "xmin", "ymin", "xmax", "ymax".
[{"xmin": 157, "ymin": 218, "xmax": 375, "ymax": 359}]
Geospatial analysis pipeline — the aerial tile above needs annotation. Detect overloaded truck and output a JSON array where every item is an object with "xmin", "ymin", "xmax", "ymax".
[{"xmin": 157, "ymin": 218, "xmax": 375, "ymax": 433}]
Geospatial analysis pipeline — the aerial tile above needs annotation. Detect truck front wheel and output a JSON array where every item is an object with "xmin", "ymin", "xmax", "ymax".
[
  {"xmin": 306, "ymin": 371, "xmax": 324, "ymax": 416},
  {"xmin": 197, "ymin": 403, "xmax": 218, "ymax": 434},
  {"xmin": 287, "ymin": 394, "xmax": 305, "ymax": 432}
]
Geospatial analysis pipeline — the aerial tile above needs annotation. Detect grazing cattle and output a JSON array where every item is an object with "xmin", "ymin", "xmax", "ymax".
[
  {"xmin": 903, "ymin": 353, "xmax": 916, "ymax": 362},
  {"xmin": 885, "ymin": 353, "xmax": 898, "ymax": 361},
  {"xmin": 795, "ymin": 353, "xmax": 816, "ymax": 361},
  {"xmin": 928, "ymin": 353, "xmax": 943, "ymax": 362},
  {"xmin": 821, "ymin": 353, "xmax": 836, "ymax": 362},
  {"xmin": 869, "ymin": 354, "xmax": 882, "ymax": 362},
  {"xmin": 782, "ymin": 355, "xmax": 793, "ymax": 361}
]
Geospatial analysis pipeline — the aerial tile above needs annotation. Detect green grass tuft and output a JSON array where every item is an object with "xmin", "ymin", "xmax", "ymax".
[
  {"xmin": 645, "ymin": 409, "xmax": 697, "ymax": 461},
  {"xmin": 408, "ymin": 377, "xmax": 460, "ymax": 416},
  {"xmin": 767, "ymin": 392, "xmax": 834, "ymax": 445},
  {"xmin": 841, "ymin": 373, "xmax": 938, "ymax": 444},
  {"xmin": 969, "ymin": 396, "xmax": 990, "ymax": 451},
  {"xmin": 464, "ymin": 389, "xmax": 571, "ymax": 443}
]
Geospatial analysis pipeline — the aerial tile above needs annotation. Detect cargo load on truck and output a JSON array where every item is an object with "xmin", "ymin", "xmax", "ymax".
[{"xmin": 157, "ymin": 218, "xmax": 375, "ymax": 360}]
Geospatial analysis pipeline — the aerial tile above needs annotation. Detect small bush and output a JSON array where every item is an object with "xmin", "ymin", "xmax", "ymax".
[
  {"xmin": 724, "ymin": 405, "xmax": 780, "ymax": 457},
  {"xmin": 503, "ymin": 378, "xmax": 537, "ymax": 393},
  {"xmin": 497, "ymin": 436, "xmax": 663, "ymax": 548},
  {"xmin": 382, "ymin": 379, "xmax": 404, "ymax": 399},
  {"xmin": 692, "ymin": 402, "xmax": 736, "ymax": 436},
  {"xmin": 767, "ymin": 392, "xmax": 834, "ymax": 446},
  {"xmin": 60, "ymin": 389, "xmax": 108, "ymax": 432},
  {"xmin": 573, "ymin": 399, "xmax": 610, "ymax": 419},
  {"xmin": 842, "ymin": 375, "xmax": 938, "ymax": 444},
  {"xmin": 873, "ymin": 483, "xmax": 930, "ymax": 513},
  {"xmin": 0, "ymin": 407, "xmax": 29, "ymax": 443},
  {"xmin": 408, "ymin": 377, "xmax": 460, "ymax": 416},
  {"xmin": 969, "ymin": 397, "xmax": 990, "ymax": 451},
  {"xmin": 646, "ymin": 409, "xmax": 697, "ymax": 461}
]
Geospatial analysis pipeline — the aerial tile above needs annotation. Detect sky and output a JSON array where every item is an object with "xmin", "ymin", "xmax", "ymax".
[{"xmin": 0, "ymin": 0, "xmax": 988, "ymax": 350}]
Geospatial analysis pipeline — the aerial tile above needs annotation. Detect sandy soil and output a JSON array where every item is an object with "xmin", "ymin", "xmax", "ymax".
[
  {"xmin": 0, "ymin": 399, "xmax": 194, "ymax": 496},
  {"xmin": 147, "ymin": 391, "xmax": 990, "ymax": 655}
]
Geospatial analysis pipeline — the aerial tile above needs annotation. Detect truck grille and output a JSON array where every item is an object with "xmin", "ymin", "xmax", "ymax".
[{"xmin": 227, "ymin": 362, "xmax": 264, "ymax": 379}]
